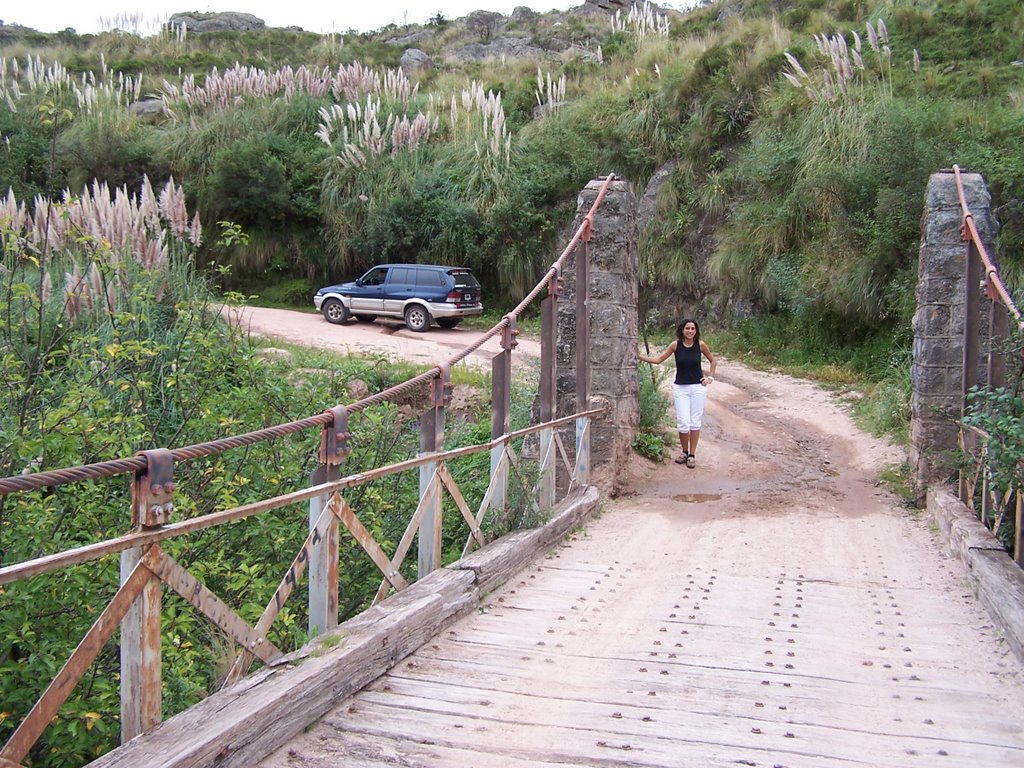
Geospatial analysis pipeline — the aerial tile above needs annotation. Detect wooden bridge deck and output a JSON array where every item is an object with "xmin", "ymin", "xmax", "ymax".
[{"xmin": 261, "ymin": 364, "xmax": 1024, "ymax": 768}]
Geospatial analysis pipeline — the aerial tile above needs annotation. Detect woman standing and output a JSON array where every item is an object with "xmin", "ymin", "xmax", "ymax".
[{"xmin": 638, "ymin": 319, "xmax": 716, "ymax": 467}]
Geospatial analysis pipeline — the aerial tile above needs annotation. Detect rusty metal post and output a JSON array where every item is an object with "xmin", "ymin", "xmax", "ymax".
[
  {"xmin": 987, "ymin": 279, "xmax": 1008, "ymax": 391},
  {"xmin": 491, "ymin": 317, "xmax": 516, "ymax": 516},
  {"xmin": 419, "ymin": 366, "xmax": 449, "ymax": 578},
  {"xmin": 575, "ymin": 227, "xmax": 592, "ymax": 488},
  {"xmin": 121, "ymin": 449, "xmax": 172, "ymax": 742},
  {"xmin": 1015, "ymin": 492, "xmax": 1023, "ymax": 567},
  {"xmin": 539, "ymin": 274, "xmax": 559, "ymax": 508},
  {"xmin": 959, "ymin": 239, "xmax": 982, "ymax": 505},
  {"xmin": 309, "ymin": 406, "xmax": 346, "ymax": 636}
]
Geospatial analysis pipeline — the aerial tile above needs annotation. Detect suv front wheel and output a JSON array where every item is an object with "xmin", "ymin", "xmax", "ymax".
[
  {"xmin": 321, "ymin": 298, "xmax": 349, "ymax": 324},
  {"xmin": 404, "ymin": 305, "xmax": 430, "ymax": 332}
]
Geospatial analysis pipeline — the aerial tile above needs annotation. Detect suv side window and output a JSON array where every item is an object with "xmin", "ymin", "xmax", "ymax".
[
  {"xmin": 361, "ymin": 266, "xmax": 389, "ymax": 286},
  {"xmin": 416, "ymin": 269, "xmax": 444, "ymax": 288},
  {"xmin": 389, "ymin": 267, "xmax": 414, "ymax": 286}
]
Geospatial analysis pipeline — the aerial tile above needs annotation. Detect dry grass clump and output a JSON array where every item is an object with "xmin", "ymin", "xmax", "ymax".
[
  {"xmin": 782, "ymin": 18, "xmax": 916, "ymax": 102},
  {"xmin": 316, "ymin": 96, "xmax": 438, "ymax": 169},
  {"xmin": 0, "ymin": 54, "xmax": 142, "ymax": 112},
  {"xmin": 610, "ymin": 0, "xmax": 670, "ymax": 40},
  {"xmin": 162, "ymin": 61, "xmax": 418, "ymax": 119},
  {"xmin": 0, "ymin": 177, "xmax": 200, "ymax": 322}
]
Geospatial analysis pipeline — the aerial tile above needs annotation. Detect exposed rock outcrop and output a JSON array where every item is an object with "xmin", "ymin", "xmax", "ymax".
[
  {"xmin": 168, "ymin": 12, "xmax": 266, "ymax": 34},
  {"xmin": 400, "ymin": 48, "xmax": 433, "ymax": 73},
  {"xmin": 449, "ymin": 37, "xmax": 546, "ymax": 62}
]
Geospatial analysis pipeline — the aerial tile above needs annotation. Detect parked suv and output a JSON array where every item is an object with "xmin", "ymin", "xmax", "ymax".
[{"xmin": 313, "ymin": 264, "xmax": 483, "ymax": 332}]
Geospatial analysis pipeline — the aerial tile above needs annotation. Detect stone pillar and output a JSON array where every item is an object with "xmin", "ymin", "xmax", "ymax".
[
  {"xmin": 556, "ymin": 178, "xmax": 639, "ymax": 494},
  {"xmin": 910, "ymin": 171, "xmax": 997, "ymax": 495}
]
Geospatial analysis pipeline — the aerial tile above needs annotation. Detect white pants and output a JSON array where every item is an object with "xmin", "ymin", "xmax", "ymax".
[{"xmin": 673, "ymin": 383, "xmax": 707, "ymax": 433}]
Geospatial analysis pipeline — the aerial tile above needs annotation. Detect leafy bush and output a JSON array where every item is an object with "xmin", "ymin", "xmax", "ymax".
[{"xmin": 633, "ymin": 361, "xmax": 671, "ymax": 460}]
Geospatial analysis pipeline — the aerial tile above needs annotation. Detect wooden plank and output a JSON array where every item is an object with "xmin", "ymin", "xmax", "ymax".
[
  {"xmin": 308, "ymin": 472, "xmax": 339, "ymax": 638},
  {"xmin": 262, "ymin": 728, "xmax": 572, "ymax": 768},
  {"xmin": 88, "ymin": 567, "xmax": 477, "ymax": 768},
  {"xmin": 553, "ymin": 429, "xmax": 575, "ymax": 480},
  {"xmin": 436, "ymin": 463, "xmax": 484, "ymax": 550},
  {"xmin": 418, "ymin": 399, "xmax": 443, "ymax": 579},
  {"xmin": 119, "ymin": 545, "xmax": 162, "ymax": 742},
  {"xmin": 455, "ymin": 487, "xmax": 599, "ymax": 594},
  {"xmin": 332, "ymin": 495, "xmax": 408, "ymax": 593},
  {"xmin": 144, "ymin": 548, "xmax": 281, "ymax": 665},
  {"xmin": 289, "ymin": 695, "xmax": 894, "ymax": 768},
  {"xmin": 373, "ymin": 471, "xmax": 440, "ymax": 604},
  {"xmin": 1, "ymin": 556, "xmax": 154, "ymax": 765},
  {"xmin": 462, "ymin": 448, "xmax": 509, "ymax": 558},
  {"xmin": 226, "ymin": 501, "xmax": 341, "ymax": 685}
]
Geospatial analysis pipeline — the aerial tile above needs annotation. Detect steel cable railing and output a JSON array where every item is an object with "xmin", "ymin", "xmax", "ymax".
[{"xmin": 0, "ymin": 175, "xmax": 618, "ymax": 498}]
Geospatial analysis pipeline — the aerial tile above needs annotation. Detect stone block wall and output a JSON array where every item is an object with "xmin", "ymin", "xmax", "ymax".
[
  {"xmin": 555, "ymin": 178, "xmax": 639, "ymax": 494},
  {"xmin": 911, "ymin": 171, "xmax": 997, "ymax": 494}
]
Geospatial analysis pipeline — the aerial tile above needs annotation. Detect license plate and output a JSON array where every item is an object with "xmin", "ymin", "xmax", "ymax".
[{"xmin": 463, "ymin": 293, "xmax": 472, "ymax": 302}]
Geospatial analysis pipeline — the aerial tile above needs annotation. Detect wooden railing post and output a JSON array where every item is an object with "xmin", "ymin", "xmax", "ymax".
[
  {"xmin": 491, "ymin": 317, "xmax": 516, "ymax": 516},
  {"xmin": 309, "ymin": 406, "xmax": 346, "ymax": 637},
  {"xmin": 539, "ymin": 273, "xmax": 560, "ymax": 509},
  {"xmin": 121, "ymin": 449, "xmax": 172, "ymax": 742},
  {"xmin": 419, "ymin": 366, "xmax": 450, "ymax": 577}
]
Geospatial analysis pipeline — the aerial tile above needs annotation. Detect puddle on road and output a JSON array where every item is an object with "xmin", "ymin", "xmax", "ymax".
[{"xmin": 672, "ymin": 493, "xmax": 723, "ymax": 503}]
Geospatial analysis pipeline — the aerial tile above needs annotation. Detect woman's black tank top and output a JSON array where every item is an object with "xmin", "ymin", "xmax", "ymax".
[{"xmin": 674, "ymin": 341, "xmax": 703, "ymax": 385}]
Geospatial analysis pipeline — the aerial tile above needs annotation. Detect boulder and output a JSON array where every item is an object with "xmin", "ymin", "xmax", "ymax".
[
  {"xmin": 168, "ymin": 12, "xmax": 266, "ymax": 34},
  {"xmin": 582, "ymin": 0, "xmax": 634, "ymax": 13},
  {"xmin": 129, "ymin": 99, "xmax": 167, "ymax": 124},
  {"xmin": 464, "ymin": 10, "xmax": 507, "ymax": 41},
  {"xmin": 400, "ymin": 48, "xmax": 433, "ymax": 73},
  {"xmin": 510, "ymin": 7, "xmax": 538, "ymax": 24}
]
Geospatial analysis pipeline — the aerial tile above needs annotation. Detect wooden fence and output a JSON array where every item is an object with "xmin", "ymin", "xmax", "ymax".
[{"xmin": 0, "ymin": 175, "xmax": 618, "ymax": 767}]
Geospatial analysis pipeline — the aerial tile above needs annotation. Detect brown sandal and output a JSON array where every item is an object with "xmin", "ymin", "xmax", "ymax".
[{"xmin": 675, "ymin": 452, "xmax": 689, "ymax": 464}]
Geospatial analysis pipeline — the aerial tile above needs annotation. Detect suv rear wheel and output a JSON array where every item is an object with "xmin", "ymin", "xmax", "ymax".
[
  {"xmin": 321, "ymin": 298, "xmax": 349, "ymax": 324},
  {"xmin": 404, "ymin": 305, "xmax": 430, "ymax": 332}
]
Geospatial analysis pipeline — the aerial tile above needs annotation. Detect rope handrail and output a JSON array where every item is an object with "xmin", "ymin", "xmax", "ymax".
[
  {"xmin": 952, "ymin": 164, "xmax": 1024, "ymax": 332},
  {"xmin": 0, "ymin": 174, "xmax": 618, "ymax": 497}
]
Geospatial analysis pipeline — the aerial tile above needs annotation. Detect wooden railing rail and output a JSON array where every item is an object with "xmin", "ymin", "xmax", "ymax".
[
  {"xmin": 953, "ymin": 165, "xmax": 1024, "ymax": 566},
  {"xmin": 0, "ymin": 175, "xmax": 619, "ymax": 767}
]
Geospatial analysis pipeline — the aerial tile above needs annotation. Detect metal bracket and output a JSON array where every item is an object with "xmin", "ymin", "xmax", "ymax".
[
  {"xmin": 501, "ymin": 314, "xmax": 519, "ymax": 351},
  {"xmin": 321, "ymin": 405, "xmax": 350, "ymax": 467},
  {"xmin": 581, "ymin": 216, "xmax": 594, "ymax": 242},
  {"xmin": 985, "ymin": 273, "xmax": 999, "ymax": 301},
  {"xmin": 432, "ymin": 364, "xmax": 453, "ymax": 408},
  {"xmin": 132, "ymin": 449, "xmax": 175, "ymax": 528},
  {"xmin": 961, "ymin": 214, "xmax": 973, "ymax": 242},
  {"xmin": 549, "ymin": 267, "xmax": 565, "ymax": 298}
]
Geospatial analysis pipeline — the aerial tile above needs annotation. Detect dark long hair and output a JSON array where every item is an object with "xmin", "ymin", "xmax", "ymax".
[{"xmin": 676, "ymin": 318, "xmax": 700, "ymax": 345}]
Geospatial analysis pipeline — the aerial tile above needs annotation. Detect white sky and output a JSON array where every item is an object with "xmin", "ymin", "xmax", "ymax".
[{"xmin": 4, "ymin": 2, "xmax": 596, "ymax": 36}]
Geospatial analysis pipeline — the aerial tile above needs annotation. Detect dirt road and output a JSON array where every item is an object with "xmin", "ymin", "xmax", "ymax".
[
  {"xmin": 258, "ymin": 335, "xmax": 1024, "ymax": 766},
  {"xmin": 225, "ymin": 305, "xmax": 540, "ymax": 370}
]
